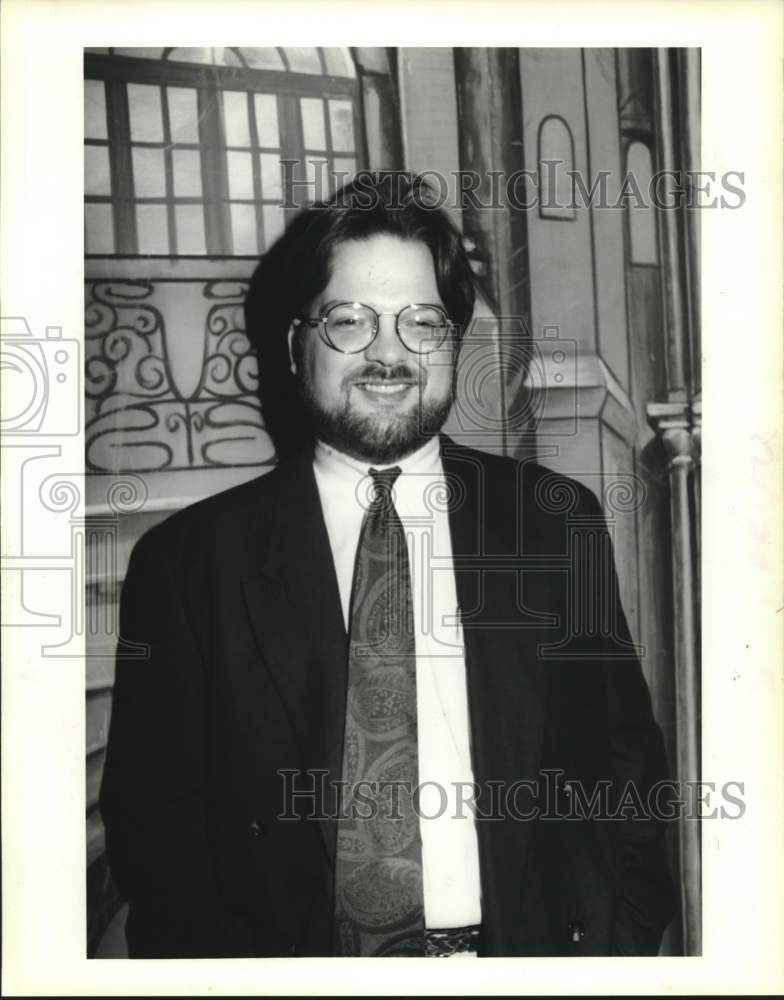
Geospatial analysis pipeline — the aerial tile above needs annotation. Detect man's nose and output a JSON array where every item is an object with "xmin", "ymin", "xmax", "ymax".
[{"xmin": 364, "ymin": 313, "xmax": 410, "ymax": 366}]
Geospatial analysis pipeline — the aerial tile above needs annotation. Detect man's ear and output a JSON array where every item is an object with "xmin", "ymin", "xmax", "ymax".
[{"xmin": 287, "ymin": 323, "xmax": 298, "ymax": 375}]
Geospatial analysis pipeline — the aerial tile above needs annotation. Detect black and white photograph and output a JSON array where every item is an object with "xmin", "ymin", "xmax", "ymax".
[
  {"xmin": 82, "ymin": 43, "xmax": 700, "ymax": 961},
  {"xmin": 2, "ymin": 2, "xmax": 783, "ymax": 996}
]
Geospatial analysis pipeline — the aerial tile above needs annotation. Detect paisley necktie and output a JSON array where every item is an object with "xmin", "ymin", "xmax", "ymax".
[{"xmin": 332, "ymin": 466, "xmax": 425, "ymax": 956}]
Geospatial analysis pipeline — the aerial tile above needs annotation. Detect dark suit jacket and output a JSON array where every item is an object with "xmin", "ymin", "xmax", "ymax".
[{"xmin": 99, "ymin": 436, "xmax": 676, "ymax": 958}]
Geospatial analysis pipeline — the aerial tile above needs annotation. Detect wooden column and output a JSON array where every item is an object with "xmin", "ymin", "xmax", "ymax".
[
  {"xmin": 679, "ymin": 49, "xmax": 701, "ymax": 399},
  {"xmin": 653, "ymin": 49, "xmax": 691, "ymax": 401},
  {"xmin": 691, "ymin": 396, "xmax": 702, "ymax": 556},
  {"xmin": 452, "ymin": 48, "xmax": 528, "ymax": 324},
  {"xmin": 647, "ymin": 403, "xmax": 701, "ymax": 955},
  {"xmin": 648, "ymin": 47, "xmax": 702, "ymax": 956},
  {"xmin": 452, "ymin": 47, "xmax": 534, "ymax": 457}
]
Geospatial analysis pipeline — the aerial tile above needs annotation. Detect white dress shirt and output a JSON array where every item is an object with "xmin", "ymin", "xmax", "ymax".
[{"xmin": 313, "ymin": 436, "xmax": 483, "ymax": 931}]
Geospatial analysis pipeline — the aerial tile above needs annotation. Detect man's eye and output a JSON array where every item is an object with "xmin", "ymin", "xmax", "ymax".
[
  {"xmin": 406, "ymin": 319, "xmax": 441, "ymax": 331},
  {"xmin": 333, "ymin": 317, "xmax": 360, "ymax": 328}
]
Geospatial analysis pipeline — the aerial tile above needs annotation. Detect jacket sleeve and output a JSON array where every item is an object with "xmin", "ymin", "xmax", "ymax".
[
  {"xmin": 579, "ymin": 486, "xmax": 678, "ymax": 955},
  {"xmin": 99, "ymin": 523, "xmax": 254, "ymax": 957}
]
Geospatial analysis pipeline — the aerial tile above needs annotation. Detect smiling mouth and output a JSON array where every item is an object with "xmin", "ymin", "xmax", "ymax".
[{"xmin": 353, "ymin": 381, "xmax": 417, "ymax": 396}]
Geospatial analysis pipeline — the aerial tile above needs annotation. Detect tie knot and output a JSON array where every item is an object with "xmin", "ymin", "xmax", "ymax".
[{"xmin": 368, "ymin": 466, "xmax": 401, "ymax": 507}]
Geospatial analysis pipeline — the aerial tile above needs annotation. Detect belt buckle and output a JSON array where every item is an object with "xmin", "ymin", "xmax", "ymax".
[{"xmin": 424, "ymin": 924, "xmax": 481, "ymax": 958}]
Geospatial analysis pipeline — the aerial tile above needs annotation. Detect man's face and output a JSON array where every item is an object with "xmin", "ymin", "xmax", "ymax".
[{"xmin": 289, "ymin": 233, "xmax": 458, "ymax": 465}]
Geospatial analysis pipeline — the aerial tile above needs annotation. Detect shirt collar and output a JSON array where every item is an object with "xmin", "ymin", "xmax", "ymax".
[{"xmin": 314, "ymin": 435, "xmax": 441, "ymax": 484}]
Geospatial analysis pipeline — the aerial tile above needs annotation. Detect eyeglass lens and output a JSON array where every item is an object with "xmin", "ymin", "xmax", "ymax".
[{"xmin": 324, "ymin": 303, "xmax": 450, "ymax": 353}]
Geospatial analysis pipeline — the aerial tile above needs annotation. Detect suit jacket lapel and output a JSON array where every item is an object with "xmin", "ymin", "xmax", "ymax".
[
  {"xmin": 241, "ymin": 448, "xmax": 348, "ymax": 870},
  {"xmin": 441, "ymin": 435, "xmax": 548, "ymax": 952}
]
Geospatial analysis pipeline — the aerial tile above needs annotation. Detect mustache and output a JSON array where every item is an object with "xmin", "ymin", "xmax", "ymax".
[{"xmin": 345, "ymin": 364, "xmax": 423, "ymax": 386}]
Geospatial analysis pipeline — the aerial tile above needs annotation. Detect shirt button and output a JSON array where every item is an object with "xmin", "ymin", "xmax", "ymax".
[
  {"xmin": 250, "ymin": 820, "xmax": 268, "ymax": 837},
  {"xmin": 568, "ymin": 920, "xmax": 585, "ymax": 942}
]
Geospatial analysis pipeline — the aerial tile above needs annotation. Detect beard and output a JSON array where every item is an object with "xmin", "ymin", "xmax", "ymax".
[{"xmin": 297, "ymin": 359, "xmax": 455, "ymax": 465}]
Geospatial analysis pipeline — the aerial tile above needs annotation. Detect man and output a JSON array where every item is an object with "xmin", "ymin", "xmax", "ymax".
[{"xmin": 100, "ymin": 173, "xmax": 676, "ymax": 958}]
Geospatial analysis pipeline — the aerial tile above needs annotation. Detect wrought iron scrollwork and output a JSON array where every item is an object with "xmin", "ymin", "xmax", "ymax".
[{"xmin": 85, "ymin": 279, "xmax": 274, "ymax": 473}]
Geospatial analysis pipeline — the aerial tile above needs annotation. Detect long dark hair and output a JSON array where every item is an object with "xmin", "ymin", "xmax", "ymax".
[{"xmin": 244, "ymin": 171, "xmax": 477, "ymax": 458}]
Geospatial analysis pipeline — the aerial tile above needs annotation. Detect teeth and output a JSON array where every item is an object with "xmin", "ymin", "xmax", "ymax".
[{"xmin": 358, "ymin": 383, "xmax": 411, "ymax": 394}]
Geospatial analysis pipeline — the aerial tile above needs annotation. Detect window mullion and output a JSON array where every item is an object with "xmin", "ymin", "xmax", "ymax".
[
  {"xmin": 199, "ymin": 84, "xmax": 230, "ymax": 253},
  {"xmin": 322, "ymin": 97, "xmax": 335, "ymax": 196},
  {"xmin": 279, "ymin": 92, "xmax": 305, "ymax": 221},
  {"xmin": 353, "ymin": 87, "xmax": 369, "ymax": 172},
  {"xmin": 246, "ymin": 91, "xmax": 264, "ymax": 252},
  {"xmin": 104, "ymin": 78, "xmax": 137, "ymax": 253},
  {"xmin": 160, "ymin": 85, "xmax": 177, "ymax": 255}
]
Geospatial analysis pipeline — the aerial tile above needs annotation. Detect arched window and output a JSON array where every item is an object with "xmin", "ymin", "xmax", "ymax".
[
  {"xmin": 537, "ymin": 115, "xmax": 576, "ymax": 221},
  {"xmin": 84, "ymin": 47, "xmax": 365, "ymax": 256}
]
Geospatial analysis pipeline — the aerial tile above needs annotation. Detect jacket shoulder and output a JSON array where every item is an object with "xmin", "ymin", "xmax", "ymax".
[
  {"xmin": 440, "ymin": 437, "xmax": 603, "ymax": 517},
  {"xmin": 128, "ymin": 457, "xmax": 295, "ymax": 567}
]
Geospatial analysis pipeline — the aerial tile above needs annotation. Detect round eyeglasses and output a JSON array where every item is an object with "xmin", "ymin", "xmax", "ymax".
[{"xmin": 292, "ymin": 301, "xmax": 456, "ymax": 355}]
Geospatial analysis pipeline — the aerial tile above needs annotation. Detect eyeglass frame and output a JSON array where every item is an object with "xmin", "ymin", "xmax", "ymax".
[{"xmin": 291, "ymin": 300, "xmax": 458, "ymax": 355}]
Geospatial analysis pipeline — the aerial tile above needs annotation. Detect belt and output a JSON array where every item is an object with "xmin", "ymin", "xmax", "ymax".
[{"xmin": 424, "ymin": 924, "xmax": 481, "ymax": 957}]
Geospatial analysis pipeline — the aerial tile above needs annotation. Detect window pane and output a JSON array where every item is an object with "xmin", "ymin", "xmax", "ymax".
[
  {"xmin": 85, "ymin": 145, "xmax": 112, "ymax": 195},
  {"xmin": 168, "ymin": 47, "xmax": 242, "ymax": 67},
  {"xmin": 127, "ymin": 83, "xmax": 164, "ymax": 142},
  {"xmin": 167, "ymin": 87, "xmax": 200, "ymax": 143},
  {"xmin": 328, "ymin": 100, "xmax": 355, "ymax": 152},
  {"xmin": 226, "ymin": 150, "xmax": 254, "ymax": 199},
  {"xmin": 222, "ymin": 91, "xmax": 250, "ymax": 147},
  {"xmin": 84, "ymin": 80, "xmax": 108, "ymax": 140},
  {"xmin": 85, "ymin": 203, "xmax": 115, "ymax": 254},
  {"xmin": 220, "ymin": 48, "xmax": 243, "ymax": 67},
  {"xmin": 113, "ymin": 47, "xmax": 165, "ymax": 60},
  {"xmin": 175, "ymin": 204, "xmax": 207, "ymax": 254},
  {"xmin": 241, "ymin": 48, "xmax": 285, "ymax": 70},
  {"xmin": 333, "ymin": 157, "xmax": 357, "ymax": 190},
  {"xmin": 300, "ymin": 98, "xmax": 326, "ymax": 149},
  {"xmin": 262, "ymin": 204, "xmax": 285, "ymax": 249},
  {"xmin": 259, "ymin": 153, "xmax": 282, "ymax": 201},
  {"xmin": 136, "ymin": 204, "xmax": 169, "ymax": 254},
  {"xmin": 168, "ymin": 47, "xmax": 213, "ymax": 65},
  {"xmin": 132, "ymin": 147, "xmax": 167, "ymax": 197},
  {"xmin": 354, "ymin": 48, "xmax": 389, "ymax": 73},
  {"xmin": 172, "ymin": 149, "xmax": 203, "ymax": 196},
  {"xmin": 323, "ymin": 48, "xmax": 355, "ymax": 78},
  {"xmin": 305, "ymin": 157, "xmax": 329, "ymax": 201},
  {"xmin": 284, "ymin": 47, "xmax": 322, "ymax": 74},
  {"xmin": 254, "ymin": 93, "xmax": 280, "ymax": 147},
  {"xmin": 230, "ymin": 203, "xmax": 258, "ymax": 255}
]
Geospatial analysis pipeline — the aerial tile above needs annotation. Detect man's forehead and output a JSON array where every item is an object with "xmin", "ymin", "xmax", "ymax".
[{"xmin": 318, "ymin": 235, "xmax": 440, "ymax": 302}]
